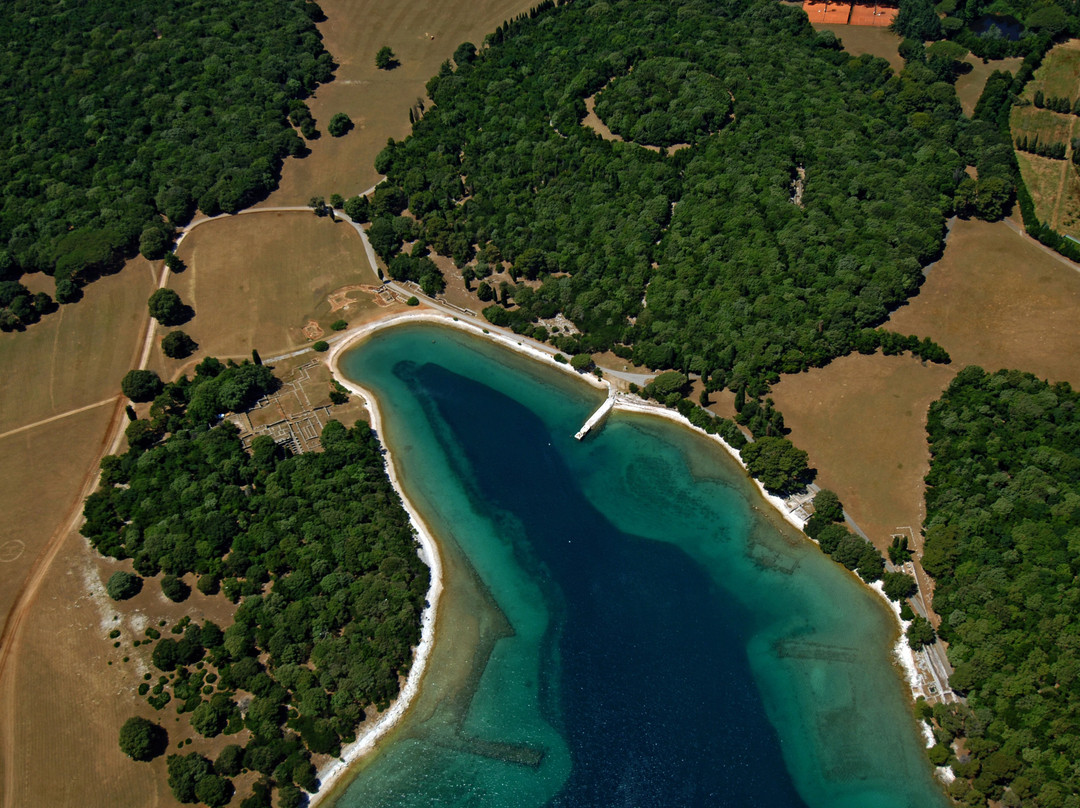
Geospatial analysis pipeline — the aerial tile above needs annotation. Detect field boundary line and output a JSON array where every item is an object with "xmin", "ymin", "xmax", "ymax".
[
  {"xmin": 0, "ymin": 397, "xmax": 119, "ymax": 443},
  {"xmin": 1003, "ymin": 217, "xmax": 1080, "ymax": 276}
]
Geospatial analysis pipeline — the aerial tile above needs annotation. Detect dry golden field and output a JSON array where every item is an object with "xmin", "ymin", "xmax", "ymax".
[
  {"xmin": 0, "ymin": 262, "xmax": 154, "ymax": 433},
  {"xmin": 774, "ymin": 217, "xmax": 1080, "ymax": 562},
  {"xmin": 1010, "ymin": 42, "xmax": 1080, "ymax": 234},
  {"xmin": 954, "ymin": 55, "xmax": 1023, "ymax": 117},
  {"xmin": 889, "ymin": 218, "xmax": 1080, "ymax": 387},
  {"xmin": 773, "ymin": 354, "xmax": 956, "ymax": 551},
  {"xmin": 0, "ymin": 261, "xmax": 154, "ymax": 640},
  {"xmin": 814, "ymin": 23, "xmax": 903, "ymax": 72},
  {"xmin": 160, "ymin": 212, "xmax": 379, "ymax": 369},
  {"xmin": 263, "ymin": 0, "xmax": 542, "ymax": 206}
]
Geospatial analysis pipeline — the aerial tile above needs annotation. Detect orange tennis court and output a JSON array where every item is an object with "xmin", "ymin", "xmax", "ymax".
[
  {"xmin": 849, "ymin": 1, "xmax": 898, "ymax": 27},
  {"xmin": 803, "ymin": 0, "xmax": 852, "ymax": 24},
  {"xmin": 803, "ymin": 0, "xmax": 899, "ymax": 26}
]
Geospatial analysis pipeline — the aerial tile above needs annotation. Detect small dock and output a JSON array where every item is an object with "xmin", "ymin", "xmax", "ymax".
[{"xmin": 574, "ymin": 395, "xmax": 615, "ymax": 440}]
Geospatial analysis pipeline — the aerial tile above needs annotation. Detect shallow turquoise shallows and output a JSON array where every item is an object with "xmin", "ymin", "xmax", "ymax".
[{"xmin": 333, "ymin": 322, "xmax": 948, "ymax": 808}]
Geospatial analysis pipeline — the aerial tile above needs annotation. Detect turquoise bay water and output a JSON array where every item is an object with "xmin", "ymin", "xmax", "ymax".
[{"xmin": 334, "ymin": 322, "xmax": 948, "ymax": 808}]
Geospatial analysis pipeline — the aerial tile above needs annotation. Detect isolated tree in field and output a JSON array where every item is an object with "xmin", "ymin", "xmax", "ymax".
[
  {"xmin": 327, "ymin": 112, "xmax": 353, "ymax": 137},
  {"xmin": 375, "ymin": 46, "xmax": 397, "ymax": 70},
  {"xmin": 147, "ymin": 288, "xmax": 188, "ymax": 326},
  {"xmin": 161, "ymin": 574, "xmax": 191, "ymax": 603},
  {"xmin": 118, "ymin": 716, "xmax": 167, "ymax": 761},
  {"xmin": 163, "ymin": 253, "xmax": 185, "ymax": 273},
  {"xmin": 121, "ymin": 369, "xmax": 163, "ymax": 402},
  {"xmin": 161, "ymin": 330, "xmax": 197, "ymax": 359},
  {"xmin": 106, "ymin": 570, "xmax": 143, "ymax": 601}
]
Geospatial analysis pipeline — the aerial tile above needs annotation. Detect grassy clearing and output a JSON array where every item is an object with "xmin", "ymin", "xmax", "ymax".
[
  {"xmin": 1014, "ymin": 150, "xmax": 1079, "ymax": 232},
  {"xmin": 814, "ymin": 23, "xmax": 903, "ymax": 72},
  {"xmin": 888, "ymin": 218, "xmax": 1080, "ymax": 387},
  {"xmin": 0, "ymin": 406, "xmax": 116, "ymax": 640},
  {"xmin": 1025, "ymin": 39, "xmax": 1080, "ymax": 100},
  {"xmin": 772, "ymin": 353, "xmax": 956, "ymax": 551},
  {"xmin": 773, "ymin": 216, "xmax": 1080, "ymax": 559},
  {"xmin": 262, "ymin": 0, "xmax": 541, "ymax": 205},
  {"xmin": 1, "ymin": 538, "xmax": 241, "ymax": 807},
  {"xmin": 955, "ymin": 55, "xmax": 1023, "ymax": 117},
  {"xmin": 161, "ymin": 212, "xmax": 379, "ymax": 370},
  {"xmin": 0, "ymin": 261, "xmax": 154, "ymax": 433},
  {"xmin": 1010, "ymin": 42, "xmax": 1080, "ymax": 232}
]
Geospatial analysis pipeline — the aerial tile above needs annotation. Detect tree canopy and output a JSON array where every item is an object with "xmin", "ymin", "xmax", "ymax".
[
  {"xmin": 118, "ymin": 716, "xmax": 167, "ymax": 762},
  {"xmin": 0, "ymin": 0, "xmax": 332, "ymax": 307},
  {"xmin": 374, "ymin": 0, "xmax": 964, "ymax": 390},
  {"xmin": 922, "ymin": 366, "xmax": 1080, "ymax": 806},
  {"xmin": 84, "ymin": 361, "xmax": 428, "ymax": 807},
  {"xmin": 121, "ymin": 369, "xmax": 164, "ymax": 403},
  {"xmin": 148, "ymin": 288, "xmax": 190, "ymax": 326}
]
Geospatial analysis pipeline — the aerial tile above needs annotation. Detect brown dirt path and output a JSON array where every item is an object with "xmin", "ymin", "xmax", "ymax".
[{"xmin": 0, "ymin": 397, "xmax": 128, "ymax": 808}]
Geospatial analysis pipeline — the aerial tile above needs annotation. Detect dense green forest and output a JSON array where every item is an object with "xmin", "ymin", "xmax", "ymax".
[
  {"xmin": 373, "ymin": 0, "xmax": 972, "ymax": 392},
  {"xmin": 592, "ymin": 57, "xmax": 733, "ymax": 147},
  {"xmin": 84, "ymin": 360, "xmax": 428, "ymax": 807},
  {"xmin": 921, "ymin": 367, "xmax": 1080, "ymax": 807},
  {"xmin": 0, "ymin": 0, "xmax": 332, "ymax": 322}
]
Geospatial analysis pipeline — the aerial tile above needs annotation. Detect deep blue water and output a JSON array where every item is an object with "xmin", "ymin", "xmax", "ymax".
[
  {"xmin": 971, "ymin": 14, "xmax": 1024, "ymax": 40},
  {"xmin": 332, "ymin": 322, "xmax": 949, "ymax": 808}
]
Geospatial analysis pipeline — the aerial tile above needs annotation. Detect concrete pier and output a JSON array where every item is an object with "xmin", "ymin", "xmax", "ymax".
[{"xmin": 574, "ymin": 396, "xmax": 615, "ymax": 440}]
